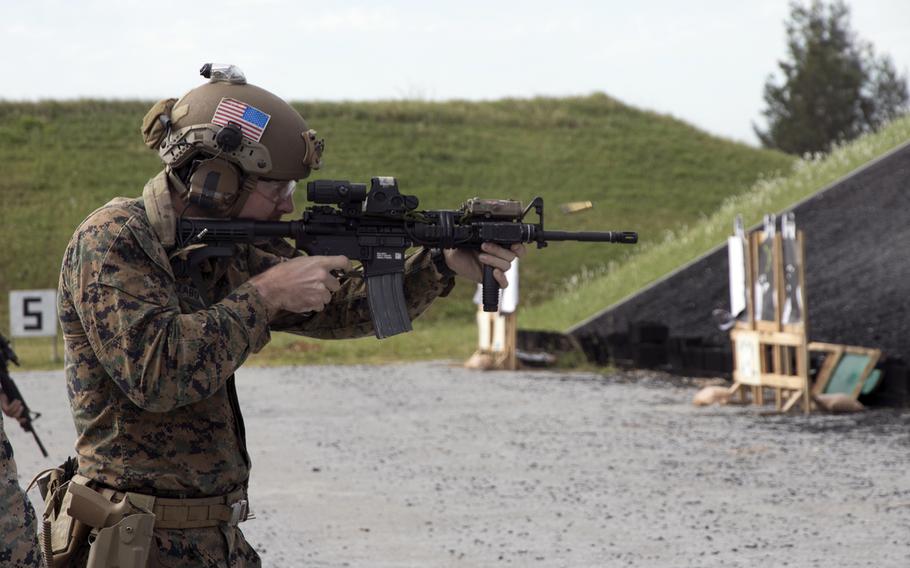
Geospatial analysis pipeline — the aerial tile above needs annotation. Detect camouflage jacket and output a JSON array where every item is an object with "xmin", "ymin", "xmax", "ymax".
[
  {"xmin": 57, "ymin": 171, "xmax": 452, "ymax": 498},
  {"xmin": 1, "ymin": 414, "xmax": 42, "ymax": 567}
]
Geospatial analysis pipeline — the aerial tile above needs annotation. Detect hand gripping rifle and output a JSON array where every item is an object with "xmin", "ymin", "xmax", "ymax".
[
  {"xmin": 177, "ymin": 177, "xmax": 637, "ymax": 339},
  {"xmin": 0, "ymin": 334, "xmax": 49, "ymax": 457}
]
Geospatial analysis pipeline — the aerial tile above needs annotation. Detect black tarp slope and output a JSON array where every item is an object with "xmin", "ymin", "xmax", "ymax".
[{"xmin": 570, "ymin": 140, "xmax": 910, "ymax": 365}]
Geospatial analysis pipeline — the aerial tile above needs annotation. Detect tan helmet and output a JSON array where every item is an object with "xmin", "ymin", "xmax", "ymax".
[{"xmin": 141, "ymin": 63, "xmax": 324, "ymax": 216}]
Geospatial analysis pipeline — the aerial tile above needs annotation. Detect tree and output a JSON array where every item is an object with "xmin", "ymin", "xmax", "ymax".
[{"xmin": 754, "ymin": 0, "xmax": 908, "ymax": 155}]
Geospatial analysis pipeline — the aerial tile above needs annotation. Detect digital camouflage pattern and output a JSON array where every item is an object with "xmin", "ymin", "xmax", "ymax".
[
  {"xmin": 152, "ymin": 525, "xmax": 260, "ymax": 567},
  {"xmin": 0, "ymin": 413, "xmax": 42, "ymax": 567},
  {"xmin": 56, "ymin": 172, "xmax": 452, "ymax": 565}
]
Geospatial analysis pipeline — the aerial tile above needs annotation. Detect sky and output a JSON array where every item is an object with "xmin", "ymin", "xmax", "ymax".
[{"xmin": 2, "ymin": 0, "xmax": 908, "ymax": 146}]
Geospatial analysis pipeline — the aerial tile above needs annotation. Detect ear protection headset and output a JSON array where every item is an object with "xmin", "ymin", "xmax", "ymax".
[{"xmin": 182, "ymin": 122, "xmax": 258, "ymax": 217}]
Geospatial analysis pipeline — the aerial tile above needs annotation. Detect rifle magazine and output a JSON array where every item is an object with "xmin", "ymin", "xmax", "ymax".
[{"xmin": 366, "ymin": 273, "xmax": 413, "ymax": 339}]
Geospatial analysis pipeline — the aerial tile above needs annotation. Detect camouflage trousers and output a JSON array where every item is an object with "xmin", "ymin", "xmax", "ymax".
[
  {"xmin": 150, "ymin": 526, "xmax": 261, "ymax": 568},
  {"xmin": 67, "ymin": 525, "xmax": 261, "ymax": 568},
  {"xmin": 0, "ymin": 413, "xmax": 42, "ymax": 567}
]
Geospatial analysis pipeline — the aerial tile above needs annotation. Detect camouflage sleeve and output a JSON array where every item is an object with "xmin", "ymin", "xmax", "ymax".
[
  {"xmin": 0, "ymin": 415, "xmax": 41, "ymax": 567},
  {"xmin": 62, "ymin": 212, "xmax": 272, "ymax": 413},
  {"xmin": 247, "ymin": 245, "xmax": 454, "ymax": 339}
]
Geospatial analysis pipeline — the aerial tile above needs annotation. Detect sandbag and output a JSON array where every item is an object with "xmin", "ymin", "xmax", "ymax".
[
  {"xmin": 692, "ymin": 386, "xmax": 732, "ymax": 406},
  {"xmin": 814, "ymin": 393, "xmax": 865, "ymax": 413}
]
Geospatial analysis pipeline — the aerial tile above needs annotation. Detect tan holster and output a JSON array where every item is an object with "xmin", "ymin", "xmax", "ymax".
[
  {"xmin": 39, "ymin": 471, "xmax": 252, "ymax": 568},
  {"xmin": 66, "ymin": 481, "xmax": 156, "ymax": 568}
]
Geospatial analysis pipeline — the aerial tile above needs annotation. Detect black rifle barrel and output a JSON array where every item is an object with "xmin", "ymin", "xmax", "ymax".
[
  {"xmin": 538, "ymin": 230, "xmax": 638, "ymax": 244},
  {"xmin": 30, "ymin": 429, "xmax": 48, "ymax": 457}
]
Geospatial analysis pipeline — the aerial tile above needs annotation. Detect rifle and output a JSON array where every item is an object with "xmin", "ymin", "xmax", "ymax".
[
  {"xmin": 177, "ymin": 177, "xmax": 638, "ymax": 338},
  {"xmin": 0, "ymin": 334, "xmax": 49, "ymax": 457}
]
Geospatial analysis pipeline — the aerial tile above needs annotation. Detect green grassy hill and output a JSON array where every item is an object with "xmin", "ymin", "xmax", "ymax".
[
  {"xmin": 0, "ymin": 95, "xmax": 794, "ymax": 366},
  {"xmin": 521, "ymin": 114, "xmax": 910, "ymax": 332}
]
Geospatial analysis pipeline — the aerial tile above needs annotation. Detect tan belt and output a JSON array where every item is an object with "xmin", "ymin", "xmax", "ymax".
[{"xmin": 103, "ymin": 486, "xmax": 252, "ymax": 530}]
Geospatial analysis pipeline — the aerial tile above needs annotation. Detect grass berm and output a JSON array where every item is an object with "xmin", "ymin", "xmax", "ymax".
[{"xmin": 1, "ymin": 94, "xmax": 816, "ymax": 366}]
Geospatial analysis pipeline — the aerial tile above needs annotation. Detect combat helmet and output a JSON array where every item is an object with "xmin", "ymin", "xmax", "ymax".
[{"xmin": 141, "ymin": 63, "xmax": 324, "ymax": 216}]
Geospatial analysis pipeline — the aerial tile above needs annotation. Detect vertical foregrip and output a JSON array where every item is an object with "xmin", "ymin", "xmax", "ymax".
[
  {"xmin": 482, "ymin": 265, "xmax": 500, "ymax": 312},
  {"xmin": 366, "ymin": 273, "xmax": 414, "ymax": 339}
]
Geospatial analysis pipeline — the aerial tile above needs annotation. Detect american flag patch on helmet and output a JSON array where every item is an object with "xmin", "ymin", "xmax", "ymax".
[{"xmin": 212, "ymin": 97, "xmax": 271, "ymax": 142}]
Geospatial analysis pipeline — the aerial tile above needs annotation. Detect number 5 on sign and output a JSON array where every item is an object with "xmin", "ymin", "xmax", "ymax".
[{"xmin": 10, "ymin": 290, "xmax": 58, "ymax": 338}]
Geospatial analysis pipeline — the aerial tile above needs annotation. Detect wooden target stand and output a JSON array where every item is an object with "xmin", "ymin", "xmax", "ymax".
[
  {"xmin": 470, "ymin": 308, "xmax": 518, "ymax": 370},
  {"xmin": 464, "ymin": 261, "xmax": 520, "ymax": 371},
  {"xmin": 729, "ymin": 224, "xmax": 812, "ymax": 413}
]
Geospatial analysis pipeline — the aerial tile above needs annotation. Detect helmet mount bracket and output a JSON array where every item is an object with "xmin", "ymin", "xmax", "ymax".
[{"xmin": 215, "ymin": 123, "xmax": 244, "ymax": 153}]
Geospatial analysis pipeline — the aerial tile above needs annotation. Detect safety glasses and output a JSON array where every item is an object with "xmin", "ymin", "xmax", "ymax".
[{"xmin": 254, "ymin": 179, "xmax": 297, "ymax": 204}]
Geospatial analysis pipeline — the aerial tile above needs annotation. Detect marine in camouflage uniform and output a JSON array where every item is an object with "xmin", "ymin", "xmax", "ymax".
[
  {"xmin": 54, "ymin": 64, "xmax": 491, "ymax": 567},
  {"xmin": 0, "ymin": 399, "xmax": 42, "ymax": 567},
  {"xmin": 58, "ymin": 173, "xmax": 451, "ymax": 566}
]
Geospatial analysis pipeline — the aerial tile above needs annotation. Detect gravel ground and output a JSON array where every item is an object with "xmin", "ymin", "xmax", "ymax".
[{"xmin": 6, "ymin": 362, "xmax": 910, "ymax": 567}]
